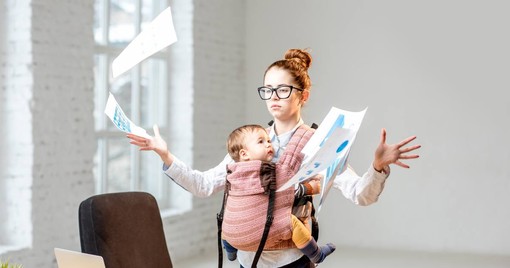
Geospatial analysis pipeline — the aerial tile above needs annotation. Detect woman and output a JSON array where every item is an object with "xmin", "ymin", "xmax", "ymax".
[{"xmin": 127, "ymin": 48, "xmax": 420, "ymax": 267}]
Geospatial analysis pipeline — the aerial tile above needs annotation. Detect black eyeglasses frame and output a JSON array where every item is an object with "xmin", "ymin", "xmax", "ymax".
[{"xmin": 257, "ymin": 85, "xmax": 304, "ymax": 100}]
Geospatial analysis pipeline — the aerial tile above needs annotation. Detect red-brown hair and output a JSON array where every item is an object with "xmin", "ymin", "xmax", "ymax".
[{"xmin": 264, "ymin": 48, "xmax": 313, "ymax": 91}]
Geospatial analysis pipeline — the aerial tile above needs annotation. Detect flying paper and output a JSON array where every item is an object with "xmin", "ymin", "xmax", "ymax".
[
  {"xmin": 111, "ymin": 7, "xmax": 177, "ymax": 79},
  {"xmin": 104, "ymin": 92, "xmax": 151, "ymax": 139},
  {"xmin": 277, "ymin": 107, "xmax": 367, "ymax": 209}
]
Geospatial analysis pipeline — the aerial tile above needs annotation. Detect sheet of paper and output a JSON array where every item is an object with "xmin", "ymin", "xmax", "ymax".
[
  {"xmin": 315, "ymin": 107, "xmax": 366, "ymax": 211},
  {"xmin": 104, "ymin": 92, "xmax": 151, "ymax": 139},
  {"xmin": 276, "ymin": 107, "xmax": 367, "ymax": 212},
  {"xmin": 301, "ymin": 107, "xmax": 367, "ymax": 164},
  {"xmin": 278, "ymin": 127, "xmax": 355, "ymax": 191},
  {"xmin": 317, "ymin": 151, "xmax": 349, "ymax": 213},
  {"xmin": 111, "ymin": 6, "xmax": 178, "ymax": 79}
]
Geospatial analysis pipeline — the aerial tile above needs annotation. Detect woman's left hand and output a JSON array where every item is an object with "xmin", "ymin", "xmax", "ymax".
[{"xmin": 373, "ymin": 128, "xmax": 421, "ymax": 171}]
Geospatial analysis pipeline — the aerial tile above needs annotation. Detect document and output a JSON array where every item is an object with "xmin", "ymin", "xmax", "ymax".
[
  {"xmin": 277, "ymin": 107, "xmax": 367, "ymax": 209},
  {"xmin": 111, "ymin": 7, "xmax": 178, "ymax": 79},
  {"xmin": 104, "ymin": 92, "xmax": 151, "ymax": 139}
]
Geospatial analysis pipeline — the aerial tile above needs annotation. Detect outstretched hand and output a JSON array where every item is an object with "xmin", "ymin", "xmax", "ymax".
[
  {"xmin": 373, "ymin": 128, "xmax": 421, "ymax": 172},
  {"xmin": 126, "ymin": 125, "xmax": 173, "ymax": 165}
]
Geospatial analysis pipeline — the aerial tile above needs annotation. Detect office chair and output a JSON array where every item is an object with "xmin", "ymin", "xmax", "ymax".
[{"xmin": 79, "ymin": 191, "xmax": 173, "ymax": 268}]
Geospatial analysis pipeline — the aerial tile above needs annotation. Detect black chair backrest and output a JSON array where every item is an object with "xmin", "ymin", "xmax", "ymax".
[{"xmin": 79, "ymin": 191, "xmax": 173, "ymax": 268}]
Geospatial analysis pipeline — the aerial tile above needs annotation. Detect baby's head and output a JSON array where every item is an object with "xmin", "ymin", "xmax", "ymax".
[{"xmin": 227, "ymin": 124, "xmax": 274, "ymax": 162}]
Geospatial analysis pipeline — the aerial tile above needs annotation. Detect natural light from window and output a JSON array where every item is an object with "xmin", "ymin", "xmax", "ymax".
[{"xmin": 93, "ymin": 0, "xmax": 191, "ymax": 214}]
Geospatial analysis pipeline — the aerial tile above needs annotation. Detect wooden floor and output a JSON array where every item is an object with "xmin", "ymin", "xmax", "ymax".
[{"xmin": 173, "ymin": 247, "xmax": 510, "ymax": 268}]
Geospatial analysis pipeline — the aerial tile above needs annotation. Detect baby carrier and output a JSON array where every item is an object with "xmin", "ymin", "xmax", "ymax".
[{"xmin": 217, "ymin": 123, "xmax": 318, "ymax": 268}]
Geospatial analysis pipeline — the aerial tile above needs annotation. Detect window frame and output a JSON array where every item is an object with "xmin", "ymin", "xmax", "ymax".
[{"xmin": 93, "ymin": 0, "xmax": 190, "ymax": 213}]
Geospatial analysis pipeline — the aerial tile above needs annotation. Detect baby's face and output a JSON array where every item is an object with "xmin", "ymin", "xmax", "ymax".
[{"xmin": 242, "ymin": 129, "xmax": 274, "ymax": 162}]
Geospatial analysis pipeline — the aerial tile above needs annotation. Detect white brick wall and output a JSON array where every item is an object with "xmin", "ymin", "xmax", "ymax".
[
  {"xmin": 1, "ymin": 0, "xmax": 33, "ymax": 249},
  {"xmin": 1, "ymin": 0, "xmax": 96, "ymax": 266},
  {"xmin": 163, "ymin": 0, "xmax": 246, "ymax": 262},
  {"xmin": 30, "ymin": 0, "xmax": 96, "ymax": 265},
  {"xmin": 1, "ymin": 0, "xmax": 246, "ymax": 266}
]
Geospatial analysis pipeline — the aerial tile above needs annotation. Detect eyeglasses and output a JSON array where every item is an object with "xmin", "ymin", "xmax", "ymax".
[{"xmin": 257, "ymin": 85, "xmax": 304, "ymax": 100}]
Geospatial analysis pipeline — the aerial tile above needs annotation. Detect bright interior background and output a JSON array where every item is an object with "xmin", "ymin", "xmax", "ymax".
[
  {"xmin": 244, "ymin": 0, "xmax": 510, "ymax": 256},
  {"xmin": 1, "ymin": 1, "xmax": 509, "ymax": 267}
]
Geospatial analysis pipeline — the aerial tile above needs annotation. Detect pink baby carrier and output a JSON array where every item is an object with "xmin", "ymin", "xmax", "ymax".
[{"xmin": 217, "ymin": 124, "xmax": 315, "ymax": 268}]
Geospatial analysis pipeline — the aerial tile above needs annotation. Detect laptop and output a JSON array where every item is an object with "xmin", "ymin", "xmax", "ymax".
[{"xmin": 54, "ymin": 248, "xmax": 106, "ymax": 268}]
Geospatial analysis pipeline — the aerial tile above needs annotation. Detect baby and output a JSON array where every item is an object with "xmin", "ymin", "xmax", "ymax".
[{"xmin": 222, "ymin": 124, "xmax": 336, "ymax": 264}]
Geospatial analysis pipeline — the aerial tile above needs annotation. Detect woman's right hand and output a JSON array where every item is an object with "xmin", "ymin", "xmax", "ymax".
[{"xmin": 127, "ymin": 124, "xmax": 174, "ymax": 166}]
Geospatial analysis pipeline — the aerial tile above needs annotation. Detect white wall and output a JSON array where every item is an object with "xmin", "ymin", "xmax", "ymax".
[
  {"xmin": 0, "ymin": 0, "xmax": 246, "ymax": 266},
  {"xmin": 245, "ymin": 0, "xmax": 510, "ymax": 256},
  {"xmin": 1, "ymin": 0, "xmax": 34, "ymax": 249},
  {"xmin": 1, "ymin": 1, "xmax": 97, "ymax": 267},
  {"xmin": 162, "ymin": 0, "xmax": 246, "ymax": 260}
]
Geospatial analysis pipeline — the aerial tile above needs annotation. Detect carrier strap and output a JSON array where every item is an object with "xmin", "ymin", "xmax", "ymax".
[
  {"xmin": 217, "ymin": 170, "xmax": 231, "ymax": 268},
  {"xmin": 310, "ymin": 197, "xmax": 319, "ymax": 241},
  {"xmin": 251, "ymin": 176, "xmax": 276, "ymax": 268},
  {"xmin": 293, "ymin": 195, "xmax": 319, "ymax": 241},
  {"xmin": 267, "ymin": 120, "xmax": 317, "ymax": 129}
]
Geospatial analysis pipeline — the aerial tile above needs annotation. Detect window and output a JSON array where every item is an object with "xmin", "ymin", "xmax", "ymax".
[{"xmin": 93, "ymin": 0, "xmax": 191, "ymax": 213}]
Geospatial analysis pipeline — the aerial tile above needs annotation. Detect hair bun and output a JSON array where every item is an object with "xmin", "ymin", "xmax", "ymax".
[{"xmin": 284, "ymin": 48, "xmax": 312, "ymax": 69}]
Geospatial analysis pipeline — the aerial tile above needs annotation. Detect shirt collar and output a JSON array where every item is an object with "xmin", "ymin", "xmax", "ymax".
[
  {"xmin": 269, "ymin": 118, "xmax": 304, "ymax": 161},
  {"xmin": 268, "ymin": 118, "xmax": 304, "ymax": 142}
]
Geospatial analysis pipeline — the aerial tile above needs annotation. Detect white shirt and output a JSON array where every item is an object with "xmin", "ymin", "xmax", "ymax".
[
  {"xmin": 268, "ymin": 119, "xmax": 304, "ymax": 163},
  {"xmin": 164, "ymin": 122, "xmax": 390, "ymax": 267}
]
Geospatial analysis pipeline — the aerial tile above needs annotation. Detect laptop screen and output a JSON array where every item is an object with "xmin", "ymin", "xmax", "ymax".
[{"xmin": 54, "ymin": 248, "xmax": 105, "ymax": 268}]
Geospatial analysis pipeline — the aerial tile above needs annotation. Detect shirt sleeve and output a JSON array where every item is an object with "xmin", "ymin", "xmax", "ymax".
[
  {"xmin": 163, "ymin": 154, "xmax": 233, "ymax": 198},
  {"xmin": 332, "ymin": 163, "xmax": 390, "ymax": 206}
]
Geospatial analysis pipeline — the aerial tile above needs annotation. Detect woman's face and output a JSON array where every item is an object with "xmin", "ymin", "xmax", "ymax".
[{"xmin": 263, "ymin": 67, "xmax": 307, "ymax": 122}]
